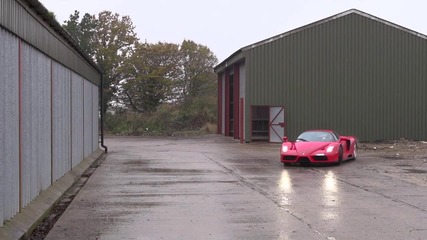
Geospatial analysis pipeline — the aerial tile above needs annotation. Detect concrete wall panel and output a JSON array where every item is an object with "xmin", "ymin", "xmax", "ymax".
[
  {"xmin": 21, "ymin": 42, "xmax": 51, "ymax": 207},
  {"xmin": 0, "ymin": 28, "xmax": 19, "ymax": 227},
  {"xmin": 52, "ymin": 62, "xmax": 71, "ymax": 181},
  {"xmin": 71, "ymin": 73, "xmax": 84, "ymax": 168}
]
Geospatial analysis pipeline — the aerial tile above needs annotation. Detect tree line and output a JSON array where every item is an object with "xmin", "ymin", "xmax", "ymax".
[{"xmin": 62, "ymin": 11, "xmax": 218, "ymax": 135}]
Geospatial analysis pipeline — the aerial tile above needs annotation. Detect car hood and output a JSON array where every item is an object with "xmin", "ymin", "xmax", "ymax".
[{"xmin": 293, "ymin": 142, "xmax": 331, "ymax": 155}]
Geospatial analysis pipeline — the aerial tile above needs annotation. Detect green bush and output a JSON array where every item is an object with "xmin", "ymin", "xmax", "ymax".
[{"xmin": 104, "ymin": 95, "xmax": 217, "ymax": 136}]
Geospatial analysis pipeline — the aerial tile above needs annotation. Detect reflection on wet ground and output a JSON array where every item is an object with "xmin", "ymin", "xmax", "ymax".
[{"xmin": 279, "ymin": 171, "xmax": 292, "ymax": 206}]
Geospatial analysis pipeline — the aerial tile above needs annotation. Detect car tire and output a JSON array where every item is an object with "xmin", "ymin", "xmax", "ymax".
[
  {"xmin": 337, "ymin": 146, "xmax": 343, "ymax": 165},
  {"xmin": 283, "ymin": 163, "xmax": 291, "ymax": 167},
  {"xmin": 353, "ymin": 144, "xmax": 357, "ymax": 160}
]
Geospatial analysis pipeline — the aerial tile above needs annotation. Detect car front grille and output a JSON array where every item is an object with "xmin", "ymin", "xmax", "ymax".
[
  {"xmin": 299, "ymin": 157, "xmax": 310, "ymax": 163},
  {"xmin": 283, "ymin": 155, "xmax": 297, "ymax": 160},
  {"xmin": 313, "ymin": 156, "xmax": 328, "ymax": 161}
]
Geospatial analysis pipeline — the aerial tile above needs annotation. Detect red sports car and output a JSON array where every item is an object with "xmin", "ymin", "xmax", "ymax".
[{"xmin": 280, "ymin": 130, "xmax": 357, "ymax": 166}]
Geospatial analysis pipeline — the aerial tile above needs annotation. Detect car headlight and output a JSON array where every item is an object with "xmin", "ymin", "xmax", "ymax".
[
  {"xmin": 282, "ymin": 145, "xmax": 289, "ymax": 152},
  {"xmin": 326, "ymin": 145, "xmax": 335, "ymax": 153}
]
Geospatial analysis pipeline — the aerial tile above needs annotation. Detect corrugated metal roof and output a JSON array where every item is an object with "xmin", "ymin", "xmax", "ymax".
[
  {"xmin": 21, "ymin": 0, "xmax": 102, "ymax": 73},
  {"xmin": 213, "ymin": 49, "xmax": 244, "ymax": 73},
  {"xmin": 214, "ymin": 8, "xmax": 427, "ymax": 73}
]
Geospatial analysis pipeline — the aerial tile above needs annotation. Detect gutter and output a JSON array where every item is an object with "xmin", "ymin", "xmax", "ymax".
[{"xmin": 100, "ymin": 74, "xmax": 108, "ymax": 153}]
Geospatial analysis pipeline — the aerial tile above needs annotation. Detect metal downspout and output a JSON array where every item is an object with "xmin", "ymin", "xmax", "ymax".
[{"xmin": 100, "ymin": 74, "xmax": 108, "ymax": 153}]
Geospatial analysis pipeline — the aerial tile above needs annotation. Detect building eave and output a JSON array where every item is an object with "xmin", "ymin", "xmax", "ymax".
[
  {"xmin": 22, "ymin": 0, "xmax": 102, "ymax": 74},
  {"xmin": 214, "ymin": 49, "xmax": 245, "ymax": 74}
]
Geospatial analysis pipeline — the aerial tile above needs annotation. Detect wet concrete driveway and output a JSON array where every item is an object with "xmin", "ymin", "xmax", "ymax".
[{"xmin": 45, "ymin": 135, "xmax": 427, "ymax": 240}]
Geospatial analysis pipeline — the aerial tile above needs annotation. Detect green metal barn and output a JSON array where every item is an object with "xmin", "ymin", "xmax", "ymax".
[{"xmin": 214, "ymin": 9, "xmax": 427, "ymax": 143}]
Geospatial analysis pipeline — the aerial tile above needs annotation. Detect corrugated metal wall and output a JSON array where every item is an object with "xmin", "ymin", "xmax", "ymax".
[
  {"xmin": 1, "ymin": 40, "xmax": 100, "ymax": 224},
  {"xmin": 0, "ymin": 28, "xmax": 20, "ymax": 227},
  {"xmin": 52, "ymin": 62, "xmax": 72, "ymax": 181},
  {"xmin": 92, "ymin": 85, "xmax": 99, "ymax": 152},
  {"xmin": 21, "ymin": 42, "xmax": 52, "ymax": 206},
  {"xmin": 83, "ymin": 80, "xmax": 94, "ymax": 158},
  {"xmin": 245, "ymin": 12, "xmax": 427, "ymax": 141},
  {"xmin": 1, "ymin": 1, "xmax": 102, "ymax": 223},
  {"xmin": 71, "ymin": 73, "xmax": 84, "ymax": 168}
]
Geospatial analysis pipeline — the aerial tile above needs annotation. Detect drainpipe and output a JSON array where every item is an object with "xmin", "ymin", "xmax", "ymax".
[{"xmin": 100, "ymin": 73, "xmax": 108, "ymax": 153}]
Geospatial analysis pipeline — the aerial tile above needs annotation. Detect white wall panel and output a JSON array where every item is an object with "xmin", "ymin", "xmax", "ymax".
[
  {"xmin": 52, "ymin": 62, "xmax": 71, "ymax": 181},
  {"xmin": 92, "ymin": 85, "xmax": 99, "ymax": 152},
  {"xmin": 0, "ymin": 28, "xmax": 19, "ymax": 226},
  {"xmin": 71, "ymin": 73, "xmax": 84, "ymax": 168},
  {"xmin": 83, "ymin": 80, "xmax": 93, "ymax": 158},
  {"xmin": 21, "ymin": 42, "xmax": 51, "ymax": 207}
]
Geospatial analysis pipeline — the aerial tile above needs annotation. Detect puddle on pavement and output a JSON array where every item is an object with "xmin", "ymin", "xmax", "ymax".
[
  {"xmin": 226, "ymin": 159, "xmax": 272, "ymax": 164},
  {"xmin": 395, "ymin": 164, "xmax": 413, "ymax": 167},
  {"xmin": 123, "ymin": 159, "xmax": 158, "ymax": 165},
  {"xmin": 403, "ymin": 169, "xmax": 427, "ymax": 173},
  {"xmin": 124, "ymin": 168, "xmax": 217, "ymax": 174},
  {"xmin": 383, "ymin": 156, "xmax": 406, "ymax": 160},
  {"xmin": 105, "ymin": 201, "xmax": 164, "ymax": 208},
  {"xmin": 238, "ymin": 167, "xmax": 267, "ymax": 174},
  {"xmin": 127, "ymin": 180, "xmax": 238, "ymax": 186}
]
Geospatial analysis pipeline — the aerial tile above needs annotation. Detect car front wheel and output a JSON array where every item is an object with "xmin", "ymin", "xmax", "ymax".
[
  {"xmin": 353, "ymin": 144, "xmax": 357, "ymax": 160},
  {"xmin": 337, "ymin": 146, "xmax": 343, "ymax": 165}
]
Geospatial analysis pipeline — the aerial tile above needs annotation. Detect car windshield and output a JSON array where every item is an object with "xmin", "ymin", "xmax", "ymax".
[{"xmin": 296, "ymin": 131, "xmax": 336, "ymax": 142}]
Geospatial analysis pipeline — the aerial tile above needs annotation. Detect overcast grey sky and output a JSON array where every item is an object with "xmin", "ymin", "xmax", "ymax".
[{"xmin": 40, "ymin": 0, "xmax": 427, "ymax": 62}]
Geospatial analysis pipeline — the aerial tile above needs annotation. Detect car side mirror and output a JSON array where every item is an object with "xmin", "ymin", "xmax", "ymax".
[{"xmin": 282, "ymin": 136, "xmax": 288, "ymax": 142}]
